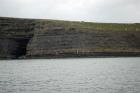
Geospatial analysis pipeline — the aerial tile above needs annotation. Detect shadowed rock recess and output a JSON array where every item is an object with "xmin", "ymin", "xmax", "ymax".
[{"xmin": 0, "ymin": 17, "xmax": 140, "ymax": 59}]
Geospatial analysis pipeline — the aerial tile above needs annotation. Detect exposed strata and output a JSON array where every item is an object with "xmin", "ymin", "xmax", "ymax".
[
  {"xmin": 0, "ymin": 17, "xmax": 35, "ymax": 59},
  {"xmin": 0, "ymin": 17, "xmax": 140, "ymax": 59}
]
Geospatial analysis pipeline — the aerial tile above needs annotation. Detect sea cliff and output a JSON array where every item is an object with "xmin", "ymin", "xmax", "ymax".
[{"xmin": 0, "ymin": 17, "xmax": 140, "ymax": 59}]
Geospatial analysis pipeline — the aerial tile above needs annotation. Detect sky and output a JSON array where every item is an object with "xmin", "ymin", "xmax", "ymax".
[{"xmin": 0, "ymin": 0, "xmax": 140, "ymax": 23}]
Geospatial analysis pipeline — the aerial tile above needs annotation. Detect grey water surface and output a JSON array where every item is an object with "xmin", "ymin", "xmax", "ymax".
[{"xmin": 0, "ymin": 58, "xmax": 140, "ymax": 93}]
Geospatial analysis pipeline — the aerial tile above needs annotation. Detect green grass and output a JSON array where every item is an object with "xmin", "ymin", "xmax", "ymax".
[
  {"xmin": 35, "ymin": 19, "xmax": 140, "ymax": 32},
  {"xmin": 1, "ymin": 17, "xmax": 140, "ymax": 32}
]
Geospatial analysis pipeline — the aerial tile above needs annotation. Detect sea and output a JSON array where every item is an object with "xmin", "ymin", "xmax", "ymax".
[{"xmin": 0, "ymin": 57, "xmax": 140, "ymax": 93}]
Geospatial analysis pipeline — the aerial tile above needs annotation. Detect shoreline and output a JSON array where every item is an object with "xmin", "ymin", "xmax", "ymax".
[{"xmin": 0, "ymin": 52, "xmax": 140, "ymax": 60}]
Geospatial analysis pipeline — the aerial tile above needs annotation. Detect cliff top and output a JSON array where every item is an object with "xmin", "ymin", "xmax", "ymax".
[{"xmin": 1, "ymin": 17, "xmax": 140, "ymax": 32}]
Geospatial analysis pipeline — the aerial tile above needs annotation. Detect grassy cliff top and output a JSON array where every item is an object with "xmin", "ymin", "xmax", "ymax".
[{"xmin": 1, "ymin": 17, "xmax": 140, "ymax": 32}]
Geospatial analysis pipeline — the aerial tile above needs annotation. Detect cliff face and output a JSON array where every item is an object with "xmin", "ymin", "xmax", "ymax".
[
  {"xmin": 0, "ymin": 17, "xmax": 140, "ymax": 59},
  {"xmin": 27, "ymin": 23, "xmax": 140, "ymax": 58},
  {"xmin": 0, "ymin": 17, "xmax": 34, "ymax": 59}
]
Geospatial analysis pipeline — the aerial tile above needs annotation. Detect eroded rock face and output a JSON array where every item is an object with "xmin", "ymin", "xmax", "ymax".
[
  {"xmin": 0, "ymin": 17, "xmax": 140, "ymax": 59},
  {"xmin": 0, "ymin": 17, "xmax": 34, "ymax": 59},
  {"xmin": 26, "ymin": 23, "xmax": 140, "ymax": 58}
]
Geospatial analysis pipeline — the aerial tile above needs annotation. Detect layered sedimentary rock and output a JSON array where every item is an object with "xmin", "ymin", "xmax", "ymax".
[
  {"xmin": 27, "ymin": 23, "xmax": 140, "ymax": 58},
  {"xmin": 0, "ymin": 17, "xmax": 34, "ymax": 59},
  {"xmin": 0, "ymin": 17, "xmax": 140, "ymax": 59}
]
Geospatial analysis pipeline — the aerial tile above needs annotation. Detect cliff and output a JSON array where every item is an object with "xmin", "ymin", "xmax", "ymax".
[
  {"xmin": 0, "ymin": 17, "xmax": 140, "ymax": 59},
  {"xmin": 0, "ymin": 17, "xmax": 35, "ymax": 59}
]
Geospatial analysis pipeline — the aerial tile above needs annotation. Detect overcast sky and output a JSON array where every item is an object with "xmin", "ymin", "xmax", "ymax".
[{"xmin": 0, "ymin": 0, "xmax": 140, "ymax": 23}]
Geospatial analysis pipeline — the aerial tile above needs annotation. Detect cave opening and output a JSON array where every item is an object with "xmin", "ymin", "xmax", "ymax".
[{"xmin": 14, "ymin": 39, "xmax": 31, "ymax": 58}]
